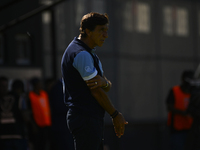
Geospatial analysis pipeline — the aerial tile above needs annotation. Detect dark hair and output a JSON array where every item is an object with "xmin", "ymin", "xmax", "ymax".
[
  {"xmin": 79, "ymin": 12, "xmax": 109, "ymax": 38},
  {"xmin": 181, "ymin": 70, "xmax": 194, "ymax": 81},
  {"xmin": 11, "ymin": 79, "xmax": 24, "ymax": 91}
]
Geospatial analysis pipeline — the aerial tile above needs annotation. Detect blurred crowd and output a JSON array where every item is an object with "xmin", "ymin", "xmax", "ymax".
[
  {"xmin": 2, "ymin": 70, "xmax": 200, "ymax": 150},
  {"xmin": 0, "ymin": 76, "xmax": 74, "ymax": 150}
]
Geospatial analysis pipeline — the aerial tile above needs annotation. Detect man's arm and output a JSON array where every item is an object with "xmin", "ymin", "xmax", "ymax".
[
  {"xmin": 85, "ymin": 75, "xmax": 112, "ymax": 92},
  {"xmin": 88, "ymin": 80, "xmax": 128, "ymax": 138},
  {"xmin": 73, "ymin": 51, "xmax": 128, "ymax": 137}
]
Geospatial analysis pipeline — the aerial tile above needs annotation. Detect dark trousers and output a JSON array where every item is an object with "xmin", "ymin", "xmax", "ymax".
[
  {"xmin": 169, "ymin": 131, "xmax": 188, "ymax": 150},
  {"xmin": 51, "ymin": 128, "xmax": 74, "ymax": 150},
  {"xmin": 67, "ymin": 112, "xmax": 104, "ymax": 150},
  {"xmin": 31, "ymin": 126, "xmax": 51, "ymax": 150},
  {"xmin": 0, "ymin": 139, "xmax": 28, "ymax": 150},
  {"xmin": 185, "ymin": 123, "xmax": 200, "ymax": 150}
]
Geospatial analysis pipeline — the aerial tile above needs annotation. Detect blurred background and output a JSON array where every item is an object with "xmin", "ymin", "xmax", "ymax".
[{"xmin": 0, "ymin": 0, "xmax": 200, "ymax": 149}]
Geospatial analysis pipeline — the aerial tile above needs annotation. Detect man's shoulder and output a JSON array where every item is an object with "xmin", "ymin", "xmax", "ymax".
[
  {"xmin": 67, "ymin": 37, "xmax": 82, "ymax": 49},
  {"xmin": 75, "ymin": 51, "xmax": 91, "ymax": 58},
  {"xmin": 66, "ymin": 41, "xmax": 88, "ymax": 55},
  {"xmin": 73, "ymin": 51, "xmax": 93, "ymax": 67}
]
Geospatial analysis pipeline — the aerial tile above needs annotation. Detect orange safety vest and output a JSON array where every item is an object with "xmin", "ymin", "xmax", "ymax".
[
  {"xmin": 167, "ymin": 86, "xmax": 193, "ymax": 130},
  {"xmin": 29, "ymin": 90, "xmax": 51, "ymax": 127}
]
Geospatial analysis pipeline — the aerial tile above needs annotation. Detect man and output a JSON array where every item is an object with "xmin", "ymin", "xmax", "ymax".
[
  {"xmin": 166, "ymin": 70, "xmax": 194, "ymax": 150},
  {"xmin": 61, "ymin": 12, "xmax": 128, "ymax": 150},
  {"xmin": 0, "ymin": 77, "xmax": 28, "ymax": 150}
]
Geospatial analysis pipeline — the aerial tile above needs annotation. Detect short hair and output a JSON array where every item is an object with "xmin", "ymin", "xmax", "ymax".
[
  {"xmin": 79, "ymin": 12, "xmax": 109, "ymax": 38},
  {"xmin": 11, "ymin": 79, "xmax": 24, "ymax": 91}
]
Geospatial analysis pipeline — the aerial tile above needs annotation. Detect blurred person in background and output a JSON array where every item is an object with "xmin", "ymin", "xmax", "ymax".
[
  {"xmin": 166, "ymin": 70, "xmax": 194, "ymax": 150},
  {"xmin": 48, "ymin": 78, "xmax": 74, "ymax": 150},
  {"xmin": 0, "ymin": 77, "xmax": 29, "ymax": 150},
  {"xmin": 28, "ymin": 77, "xmax": 52, "ymax": 150},
  {"xmin": 185, "ymin": 69, "xmax": 200, "ymax": 150}
]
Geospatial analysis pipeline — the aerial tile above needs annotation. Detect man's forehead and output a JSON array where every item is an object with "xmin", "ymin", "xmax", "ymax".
[{"xmin": 96, "ymin": 24, "xmax": 109, "ymax": 29}]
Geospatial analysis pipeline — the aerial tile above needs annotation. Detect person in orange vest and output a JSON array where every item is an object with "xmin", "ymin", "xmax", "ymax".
[
  {"xmin": 28, "ymin": 77, "xmax": 52, "ymax": 150},
  {"xmin": 166, "ymin": 70, "xmax": 194, "ymax": 150}
]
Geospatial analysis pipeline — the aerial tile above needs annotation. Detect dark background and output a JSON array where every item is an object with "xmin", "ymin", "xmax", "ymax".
[{"xmin": 1, "ymin": 0, "xmax": 200, "ymax": 149}]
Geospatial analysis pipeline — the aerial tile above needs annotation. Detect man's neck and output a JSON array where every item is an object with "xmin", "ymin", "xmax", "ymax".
[
  {"xmin": 78, "ymin": 35, "xmax": 95, "ymax": 49},
  {"xmin": 33, "ymin": 89, "xmax": 41, "ymax": 95},
  {"xmin": 180, "ymin": 84, "xmax": 190, "ymax": 94}
]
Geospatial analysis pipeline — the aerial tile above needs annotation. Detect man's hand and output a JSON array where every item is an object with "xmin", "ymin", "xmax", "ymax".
[
  {"xmin": 86, "ymin": 75, "xmax": 108, "ymax": 89},
  {"xmin": 112, "ymin": 112, "xmax": 128, "ymax": 138}
]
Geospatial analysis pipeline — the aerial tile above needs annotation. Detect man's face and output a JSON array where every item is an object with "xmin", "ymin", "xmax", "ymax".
[{"xmin": 89, "ymin": 24, "xmax": 108, "ymax": 48}]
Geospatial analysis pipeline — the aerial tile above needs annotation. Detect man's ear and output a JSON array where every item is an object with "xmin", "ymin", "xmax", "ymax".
[{"xmin": 85, "ymin": 28, "xmax": 91, "ymax": 37}]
